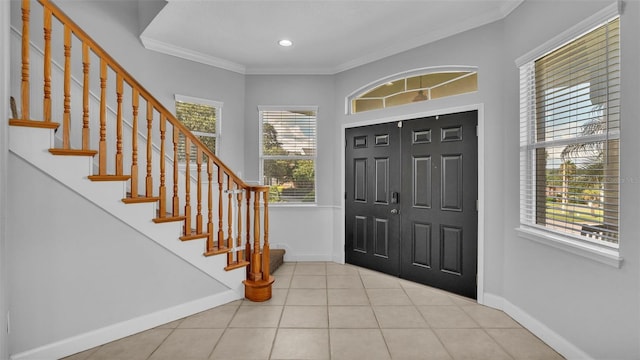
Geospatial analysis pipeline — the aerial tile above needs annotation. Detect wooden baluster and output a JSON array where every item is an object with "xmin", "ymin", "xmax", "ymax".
[
  {"xmin": 130, "ymin": 88, "xmax": 139, "ymax": 198},
  {"xmin": 99, "ymin": 59, "xmax": 107, "ymax": 174},
  {"xmin": 21, "ymin": 0, "xmax": 30, "ymax": 120},
  {"xmin": 159, "ymin": 114, "xmax": 166, "ymax": 217},
  {"xmin": 63, "ymin": 25, "xmax": 71, "ymax": 148},
  {"xmin": 261, "ymin": 189, "xmax": 271, "ymax": 281},
  {"xmin": 145, "ymin": 102, "xmax": 153, "ymax": 197},
  {"xmin": 82, "ymin": 42, "xmax": 90, "ymax": 150},
  {"xmin": 218, "ymin": 168, "xmax": 224, "ymax": 249},
  {"xmin": 250, "ymin": 188, "xmax": 262, "ymax": 281},
  {"xmin": 236, "ymin": 184, "xmax": 244, "ymax": 262},
  {"xmin": 183, "ymin": 137, "xmax": 191, "ymax": 234},
  {"xmin": 115, "ymin": 73, "xmax": 123, "ymax": 175},
  {"xmin": 196, "ymin": 148, "xmax": 203, "ymax": 234},
  {"xmin": 227, "ymin": 175, "xmax": 233, "ymax": 265},
  {"xmin": 43, "ymin": 7, "xmax": 51, "ymax": 123},
  {"xmin": 206, "ymin": 159, "xmax": 214, "ymax": 253},
  {"xmin": 245, "ymin": 189, "xmax": 252, "ymax": 266},
  {"xmin": 172, "ymin": 128, "xmax": 179, "ymax": 216}
]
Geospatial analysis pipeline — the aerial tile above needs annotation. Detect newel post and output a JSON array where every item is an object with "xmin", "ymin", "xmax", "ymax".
[{"xmin": 243, "ymin": 185, "xmax": 274, "ymax": 302}]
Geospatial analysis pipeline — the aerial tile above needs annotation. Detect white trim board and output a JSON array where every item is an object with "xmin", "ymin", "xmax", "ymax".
[
  {"xmin": 483, "ymin": 293, "xmax": 593, "ymax": 360},
  {"xmin": 10, "ymin": 290, "xmax": 241, "ymax": 360}
]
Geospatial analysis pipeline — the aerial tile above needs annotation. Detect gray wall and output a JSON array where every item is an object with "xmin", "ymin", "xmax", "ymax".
[
  {"xmin": 1, "ymin": 0, "xmax": 10, "ymax": 358},
  {"xmin": 501, "ymin": 1, "xmax": 640, "ymax": 359},
  {"xmin": 334, "ymin": 16, "xmax": 508, "ymax": 302},
  {"xmin": 7, "ymin": 154, "xmax": 228, "ymax": 355}
]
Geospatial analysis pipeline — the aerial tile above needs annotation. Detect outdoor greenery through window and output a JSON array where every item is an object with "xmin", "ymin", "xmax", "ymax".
[
  {"xmin": 519, "ymin": 17, "xmax": 620, "ymax": 246},
  {"xmin": 175, "ymin": 95, "xmax": 220, "ymax": 160},
  {"xmin": 260, "ymin": 107, "xmax": 317, "ymax": 203}
]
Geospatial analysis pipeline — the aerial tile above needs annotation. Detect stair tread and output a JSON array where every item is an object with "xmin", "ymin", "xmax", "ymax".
[
  {"xmin": 122, "ymin": 196, "xmax": 160, "ymax": 204},
  {"xmin": 9, "ymin": 119, "xmax": 60, "ymax": 129},
  {"xmin": 49, "ymin": 148, "xmax": 98, "ymax": 157},
  {"xmin": 224, "ymin": 260, "xmax": 250, "ymax": 271},
  {"xmin": 88, "ymin": 175, "xmax": 131, "ymax": 181},
  {"xmin": 180, "ymin": 232, "xmax": 210, "ymax": 241}
]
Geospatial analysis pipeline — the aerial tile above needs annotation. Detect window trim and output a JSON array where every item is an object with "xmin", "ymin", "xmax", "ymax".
[
  {"xmin": 174, "ymin": 94, "xmax": 222, "ymax": 156},
  {"xmin": 515, "ymin": 2, "xmax": 623, "ymax": 268},
  {"xmin": 258, "ymin": 105, "xmax": 318, "ymax": 206}
]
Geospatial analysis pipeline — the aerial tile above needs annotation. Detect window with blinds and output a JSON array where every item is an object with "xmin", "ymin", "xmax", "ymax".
[
  {"xmin": 260, "ymin": 107, "xmax": 317, "ymax": 203},
  {"xmin": 519, "ymin": 17, "xmax": 620, "ymax": 246}
]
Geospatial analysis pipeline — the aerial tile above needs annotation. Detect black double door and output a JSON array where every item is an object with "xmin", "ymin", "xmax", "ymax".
[{"xmin": 345, "ymin": 110, "xmax": 478, "ymax": 299}]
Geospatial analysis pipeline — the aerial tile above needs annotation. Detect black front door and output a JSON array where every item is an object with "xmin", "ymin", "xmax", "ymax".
[
  {"xmin": 345, "ymin": 121, "xmax": 401, "ymax": 276},
  {"xmin": 345, "ymin": 111, "xmax": 478, "ymax": 299}
]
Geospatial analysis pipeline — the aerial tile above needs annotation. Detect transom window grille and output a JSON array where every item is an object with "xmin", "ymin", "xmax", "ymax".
[
  {"xmin": 519, "ymin": 17, "xmax": 620, "ymax": 246},
  {"xmin": 175, "ymin": 95, "xmax": 221, "ymax": 160},
  {"xmin": 350, "ymin": 70, "xmax": 477, "ymax": 113},
  {"xmin": 259, "ymin": 107, "xmax": 317, "ymax": 204}
]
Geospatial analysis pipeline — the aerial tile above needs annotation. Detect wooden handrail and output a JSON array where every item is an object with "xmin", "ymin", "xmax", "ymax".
[
  {"xmin": 15, "ymin": 0, "xmax": 272, "ymax": 301},
  {"xmin": 34, "ymin": 0, "xmax": 247, "ymax": 188}
]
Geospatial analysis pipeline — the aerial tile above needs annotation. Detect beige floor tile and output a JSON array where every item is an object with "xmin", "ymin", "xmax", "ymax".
[
  {"xmin": 280, "ymin": 305, "xmax": 328, "ymax": 328},
  {"xmin": 327, "ymin": 288, "xmax": 369, "ymax": 305},
  {"xmin": 62, "ymin": 347, "xmax": 100, "ymax": 360},
  {"xmin": 271, "ymin": 328, "xmax": 330, "ymax": 359},
  {"xmin": 327, "ymin": 275, "xmax": 363, "ymax": 288},
  {"xmin": 328, "ymin": 306, "xmax": 378, "ymax": 328},
  {"xmin": 418, "ymin": 305, "xmax": 479, "ymax": 328},
  {"xmin": 242, "ymin": 288, "xmax": 288, "ymax": 306},
  {"xmin": 373, "ymin": 305, "xmax": 429, "ymax": 328},
  {"xmin": 361, "ymin": 274, "xmax": 402, "ymax": 288},
  {"xmin": 228, "ymin": 305, "xmax": 283, "ymax": 327},
  {"xmin": 294, "ymin": 263, "xmax": 327, "ymax": 275},
  {"xmin": 486, "ymin": 328, "xmax": 564, "ymax": 360},
  {"xmin": 329, "ymin": 329, "xmax": 391, "ymax": 360},
  {"xmin": 461, "ymin": 305, "xmax": 522, "ymax": 328},
  {"xmin": 435, "ymin": 328, "xmax": 512, "ymax": 360},
  {"xmin": 405, "ymin": 287, "xmax": 456, "ymax": 306},
  {"xmin": 366, "ymin": 288, "xmax": 412, "ymax": 305},
  {"xmin": 154, "ymin": 318, "xmax": 183, "ymax": 329},
  {"xmin": 87, "ymin": 329, "xmax": 172, "ymax": 360},
  {"xmin": 382, "ymin": 328, "xmax": 453, "ymax": 360},
  {"xmin": 209, "ymin": 328, "xmax": 276, "ymax": 359},
  {"xmin": 272, "ymin": 274, "xmax": 293, "ymax": 289},
  {"xmin": 326, "ymin": 263, "xmax": 359, "ymax": 275},
  {"xmin": 274, "ymin": 263, "xmax": 295, "ymax": 275},
  {"xmin": 290, "ymin": 275, "xmax": 327, "ymax": 289},
  {"xmin": 286, "ymin": 289, "xmax": 327, "ymax": 305},
  {"xmin": 148, "ymin": 329, "xmax": 223, "ymax": 360},
  {"xmin": 178, "ymin": 304, "xmax": 239, "ymax": 328}
]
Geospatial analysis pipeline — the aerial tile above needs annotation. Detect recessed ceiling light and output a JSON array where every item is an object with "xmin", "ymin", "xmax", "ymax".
[{"xmin": 278, "ymin": 39, "xmax": 293, "ymax": 47}]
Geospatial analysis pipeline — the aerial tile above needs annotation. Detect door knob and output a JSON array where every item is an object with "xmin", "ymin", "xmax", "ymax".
[{"xmin": 390, "ymin": 209, "xmax": 398, "ymax": 214}]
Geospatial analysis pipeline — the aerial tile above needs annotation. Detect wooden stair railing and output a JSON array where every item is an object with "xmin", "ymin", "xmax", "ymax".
[{"xmin": 9, "ymin": 0, "xmax": 272, "ymax": 301}]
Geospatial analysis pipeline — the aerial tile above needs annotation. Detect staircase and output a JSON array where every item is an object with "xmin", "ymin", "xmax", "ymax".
[{"xmin": 9, "ymin": 0, "xmax": 274, "ymax": 302}]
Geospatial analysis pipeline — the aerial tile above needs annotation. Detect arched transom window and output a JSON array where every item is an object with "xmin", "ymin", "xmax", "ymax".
[{"xmin": 349, "ymin": 69, "xmax": 477, "ymax": 114}]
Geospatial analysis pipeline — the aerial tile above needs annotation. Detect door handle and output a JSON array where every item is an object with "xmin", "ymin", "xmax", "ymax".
[
  {"xmin": 390, "ymin": 209, "xmax": 398, "ymax": 214},
  {"xmin": 391, "ymin": 192, "xmax": 399, "ymax": 204}
]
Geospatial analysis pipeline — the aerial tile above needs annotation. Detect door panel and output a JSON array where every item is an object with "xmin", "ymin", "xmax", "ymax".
[
  {"xmin": 400, "ymin": 111, "xmax": 477, "ymax": 299},
  {"xmin": 345, "ymin": 111, "xmax": 477, "ymax": 299},
  {"xmin": 345, "ymin": 122, "xmax": 400, "ymax": 275}
]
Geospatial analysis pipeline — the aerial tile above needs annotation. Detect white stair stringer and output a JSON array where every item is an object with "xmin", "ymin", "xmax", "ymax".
[{"xmin": 8, "ymin": 125, "xmax": 245, "ymax": 297}]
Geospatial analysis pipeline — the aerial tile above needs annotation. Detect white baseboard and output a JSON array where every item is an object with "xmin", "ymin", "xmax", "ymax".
[
  {"xmin": 10, "ymin": 290, "xmax": 242, "ymax": 360},
  {"xmin": 482, "ymin": 292, "xmax": 591, "ymax": 360}
]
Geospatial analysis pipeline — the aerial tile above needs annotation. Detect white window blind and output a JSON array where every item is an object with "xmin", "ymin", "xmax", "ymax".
[
  {"xmin": 260, "ymin": 107, "xmax": 317, "ymax": 203},
  {"xmin": 519, "ymin": 17, "xmax": 620, "ymax": 246}
]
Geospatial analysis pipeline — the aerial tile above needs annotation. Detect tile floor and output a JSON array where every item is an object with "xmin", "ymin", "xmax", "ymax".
[{"xmin": 64, "ymin": 262, "xmax": 564, "ymax": 360}]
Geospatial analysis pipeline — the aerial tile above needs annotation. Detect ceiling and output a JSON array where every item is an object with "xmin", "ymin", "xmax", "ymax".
[{"xmin": 140, "ymin": 0, "xmax": 523, "ymax": 75}]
